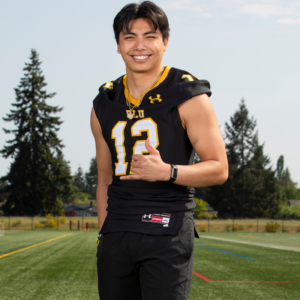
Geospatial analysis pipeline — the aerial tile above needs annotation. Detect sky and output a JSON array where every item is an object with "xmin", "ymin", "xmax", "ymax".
[{"xmin": 0, "ymin": 0, "xmax": 299, "ymax": 185}]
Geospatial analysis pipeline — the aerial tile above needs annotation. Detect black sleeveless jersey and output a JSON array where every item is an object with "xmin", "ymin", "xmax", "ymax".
[{"xmin": 93, "ymin": 66, "xmax": 211, "ymax": 235}]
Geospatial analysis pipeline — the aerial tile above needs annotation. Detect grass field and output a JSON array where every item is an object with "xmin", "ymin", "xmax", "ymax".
[{"xmin": 0, "ymin": 231, "xmax": 299, "ymax": 300}]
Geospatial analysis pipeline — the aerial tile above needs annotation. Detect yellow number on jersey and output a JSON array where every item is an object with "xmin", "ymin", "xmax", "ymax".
[
  {"xmin": 111, "ymin": 121, "xmax": 128, "ymax": 176},
  {"xmin": 111, "ymin": 118, "xmax": 159, "ymax": 176}
]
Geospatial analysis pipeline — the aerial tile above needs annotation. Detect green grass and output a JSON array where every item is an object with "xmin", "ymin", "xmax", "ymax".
[
  {"xmin": 0, "ymin": 231, "xmax": 98, "ymax": 300},
  {"xmin": 0, "ymin": 231, "xmax": 299, "ymax": 299},
  {"xmin": 192, "ymin": 233, "xmax": 300, "ymax": 299},
  {"xmin": 199, "ymin": 232, "xmax": 300, "ymax": 250}
]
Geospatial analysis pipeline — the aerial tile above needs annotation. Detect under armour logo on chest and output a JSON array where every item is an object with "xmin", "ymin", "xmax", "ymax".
[{"xmin": 149, "ymin": 94, "xmax": 162, "ymax": 104}]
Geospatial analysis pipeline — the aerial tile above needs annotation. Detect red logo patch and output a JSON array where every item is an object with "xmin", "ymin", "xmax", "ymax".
[{"xmin": 141, "ymin": 213, "xmax": 171, "ymax": 226}]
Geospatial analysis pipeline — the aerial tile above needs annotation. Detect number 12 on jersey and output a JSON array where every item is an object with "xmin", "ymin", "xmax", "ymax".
[{"xmin": 111, "ymin": 118, "xmax": 159, "ymax": 175}]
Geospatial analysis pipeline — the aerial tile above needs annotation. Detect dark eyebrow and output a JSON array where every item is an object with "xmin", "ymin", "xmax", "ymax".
[
  {"xmin": 143, "ymin": 31, "xmax": 158, "ymax": 35},
  {"xmin": 122, "ymin": 31, "xmax": 158, "ymax": 36},
  {"xmin": 123, "ymin": 31, "xmax": 137, "ymax": 36}
]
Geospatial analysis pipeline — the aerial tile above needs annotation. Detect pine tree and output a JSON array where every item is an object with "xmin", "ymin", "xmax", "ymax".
[
  {"xmin": 73, "ymin": 167, "xmax": 86, "ymax": 192},
  {"xmin": 66, "ymin": 166, "xmax": 95, "ymax": 203},
  {"xmin": 276, "ymin": 155, "xmax": 300, "ymax": 200},
  {"xmin": 56, "ymin": 152, "xmax": 74, "ymax": 204},
  {"xmin": 0, "ymin": 181, "xmax": 9, "ymax": 204},
  {"xmin": 276, "ymin": 155, "xmax": 293, "ymax": 187},
  {"xmin": 276, "ymin": 155, "xmax": 284, "ymax": 184},
  {"xmin": 0, "ymin": 49, "xmax": 71, "ymax": 216},
  {"xmin": 85, "ymin": 157, "xmax": 98, "ymax": 199},
  {"xmin": 208, "ymin": 100, "xmax": 279, "ymax": 218}
]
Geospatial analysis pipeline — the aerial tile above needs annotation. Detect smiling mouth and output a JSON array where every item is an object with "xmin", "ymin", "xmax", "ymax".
[{"xmin": 131, "ymin": 55, "xmax": 152, "ymax": 61}]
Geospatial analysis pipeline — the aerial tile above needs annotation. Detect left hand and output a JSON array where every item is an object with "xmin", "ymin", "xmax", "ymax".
[{"xmin": 120, "ymin": 138, "xmax": 170, "ymax": 182}]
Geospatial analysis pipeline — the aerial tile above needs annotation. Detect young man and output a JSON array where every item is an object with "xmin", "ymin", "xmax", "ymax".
[{"xmin": 91, "ymin": 1, "xmax": 228, "ymax": 299}]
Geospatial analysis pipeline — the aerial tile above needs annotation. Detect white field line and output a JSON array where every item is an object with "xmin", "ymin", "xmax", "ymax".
[{"xmin": 199, "ymin": 235, "xmax": 300, "ymax": 252}]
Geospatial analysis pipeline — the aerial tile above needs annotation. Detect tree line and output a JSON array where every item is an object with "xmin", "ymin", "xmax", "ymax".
[
  {"xmin": 194, "ymin": 101, "xmax": 300, "ymax": 219},
  {"xmin": 0, "ymin": 50, "xmax": 299, "ymax": 217},
  {"xmin": 71, "ymin": 162, "xmax": 98, "ymax": 203}
]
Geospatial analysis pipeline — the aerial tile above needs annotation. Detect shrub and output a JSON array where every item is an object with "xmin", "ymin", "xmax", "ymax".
[
  {"xmin": 232, "ymin": 224, "xmax": 240, "ymax": 232},
  {"xmin": 60, "ymin": 216, "xmax": 66, "ymax": 224},
  {"xmin": 266, "ymin": 222, "xmax": 280, "ymax": 232},
  {"xmin": 35, "ymin": 222, "xmax": 44, "ymax": 228},
  {"xmin": 44, "ymin": 219, "xmax": 57, "ymax": 228},
  {"xmin": 225, "ymin": 224, "xmax": 243, "ymax": 232},
  {"xmin": 225, "ymin": 224, "xmax": 231, "ymax": 232},
  {"xmin": 89, "ymin": 222, "xmax": 98, "ymax": 229},
  {"xmin": 279, "ymin": 205, "xmax": 300, "ymax": 220},
  {"xmin": 12, "ymin": 220, "xmax": 21, "ymax": 227},
  {"xmin": 248, "ymin": 223, "xmax": 253, "ymax": 228},
  {"xmin": 194, "ymin": 198, "xmax": 207, "ymax": 219},
  {"xmin": 199, "ymin": 224, "xmax": 206, "ymax": 232},
  {"xmin": 34, "ymin": 214, "xmax": 58, "ymax": 228}
]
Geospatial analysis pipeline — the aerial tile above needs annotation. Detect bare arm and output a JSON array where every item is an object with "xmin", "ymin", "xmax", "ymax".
[
  {"xmin": 175, "ymin": 93, "xmax": 228, "ymax": 187},
  {"xmin": 120, "ymin": 94, "xmax": 228, "ymax": 188},
  {"xmin": 90, "ymin": 108, "xmax": 113, "ymax": 229}
]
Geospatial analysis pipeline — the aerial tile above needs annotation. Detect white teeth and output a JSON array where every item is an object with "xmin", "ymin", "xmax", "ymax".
[{"xmin": 133, "ymin": 55, "xmax": 149, "ymax": 59}]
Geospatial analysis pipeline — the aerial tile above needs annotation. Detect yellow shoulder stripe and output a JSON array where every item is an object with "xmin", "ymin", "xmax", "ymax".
[{"xmin": 123, "ymin": 66, "xmax": 171, "ymax": 107}]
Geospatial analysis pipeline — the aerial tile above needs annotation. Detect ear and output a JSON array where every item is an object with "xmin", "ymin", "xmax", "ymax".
[
  {"xmin": 117, "ymin": 43, "xmax": 121, "ymax": 54},
  {"xmin": 163, "ymin": 38, "xmax": 169, "ymax": 52}
]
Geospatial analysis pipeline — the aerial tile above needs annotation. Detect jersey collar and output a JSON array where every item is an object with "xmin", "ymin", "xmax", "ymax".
[{"xmin": 123, "ymin": 66, "xmax": 171, "ymax": 107}]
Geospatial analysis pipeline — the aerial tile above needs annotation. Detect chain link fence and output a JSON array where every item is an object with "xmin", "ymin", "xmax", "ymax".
[
  {"xmin": 1, "ymin": 216, "xmax": 300, "ymax": 233},
  {"xmin": 194, "ymin": 218, "xmax": 300, "ymax": 233},
  {"xmin": 0, "ymin": 215, "xmax": 99, "ymax": 231}
]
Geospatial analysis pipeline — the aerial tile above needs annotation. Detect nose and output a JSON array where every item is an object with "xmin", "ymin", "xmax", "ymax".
[{"xmin": 133, "ymin": 37, "xmax": 146, "ymax": 51}]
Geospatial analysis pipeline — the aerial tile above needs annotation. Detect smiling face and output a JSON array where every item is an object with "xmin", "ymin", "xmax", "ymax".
[{"xmin": 117, "ymin": 18, "xmax": 169, "ymax": 74}]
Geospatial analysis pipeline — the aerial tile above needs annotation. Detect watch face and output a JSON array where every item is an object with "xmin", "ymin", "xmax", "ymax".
[
  {"xmin": 171, "ymin": 168, "xmax": 175, "ymax": 177},
  {"xmin": 171, "ymin": 165, "xmax": 177, "ymax": 179}
]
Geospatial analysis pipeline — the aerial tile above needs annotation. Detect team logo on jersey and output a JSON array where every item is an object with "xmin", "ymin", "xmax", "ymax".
[
  {"xmin": 126, "ymin": 110, "xmax": 145, "ymax": 120},
  {"xmin": 142, "ymin": 213, "xmax": 171, "ymax": 227},
  {"xmin": 143, "ymin": 214, "xmax": 152, "ymax": 220},
  {"xmin": 149, "ymin": 94, "xmax": 162, "ymax": 104}
]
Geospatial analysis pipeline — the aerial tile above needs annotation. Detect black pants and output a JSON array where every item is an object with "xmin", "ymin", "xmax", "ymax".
[{"xmin": 97, "ymin": 217, "xmax": 194, "ymax": 300}]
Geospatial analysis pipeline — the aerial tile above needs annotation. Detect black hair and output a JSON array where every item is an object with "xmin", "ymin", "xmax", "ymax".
[{"xmin": 113, "ymin": 1, "xmax": 170, "ymax": 43}]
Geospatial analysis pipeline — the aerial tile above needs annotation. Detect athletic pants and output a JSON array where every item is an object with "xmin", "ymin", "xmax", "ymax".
[{"xmin": 97, "ymin": 217, "xmax": 194, "ymax": 300}]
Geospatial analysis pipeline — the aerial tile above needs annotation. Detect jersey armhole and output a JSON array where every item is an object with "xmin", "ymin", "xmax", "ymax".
[
  {"xmin": 93, "ymin": 95, "xmax": 103, "ymax": 127},
  {"xmin": 177, "ymin": 105, "xmax": 186, "ymax": 130}
]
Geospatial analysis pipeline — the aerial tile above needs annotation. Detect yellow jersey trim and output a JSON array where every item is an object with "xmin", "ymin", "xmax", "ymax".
[{"xmin": 123, "ymin": 66, "xmax": 171, "ymax": 107}]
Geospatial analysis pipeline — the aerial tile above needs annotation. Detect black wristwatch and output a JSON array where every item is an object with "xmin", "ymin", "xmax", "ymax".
[{"xmin": 169, "ymin": 164, "xmax": 178, "ymax": 183}]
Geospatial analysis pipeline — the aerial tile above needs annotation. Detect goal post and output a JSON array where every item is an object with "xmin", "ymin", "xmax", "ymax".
[{"xmin": 0, "ymin": 222, "xmax": 4, "ymax": 236}]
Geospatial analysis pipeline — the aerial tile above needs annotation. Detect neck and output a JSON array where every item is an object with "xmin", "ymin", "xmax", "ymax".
[{"xmin": 126, "ymin": 65, "xmax": 164, "ymax": 99}]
